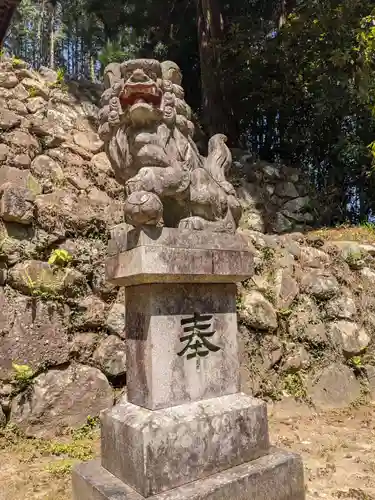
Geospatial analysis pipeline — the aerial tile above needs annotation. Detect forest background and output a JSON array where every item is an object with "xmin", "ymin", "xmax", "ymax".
[{"xmin": 4, "ymin": 0, "xmax": 375, "ymax": 225}]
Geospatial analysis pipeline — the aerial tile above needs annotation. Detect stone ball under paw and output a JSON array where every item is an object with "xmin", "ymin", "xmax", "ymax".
[{"xmin": 124, "ymin": 191, "xmax": 163, "ymax": 226}]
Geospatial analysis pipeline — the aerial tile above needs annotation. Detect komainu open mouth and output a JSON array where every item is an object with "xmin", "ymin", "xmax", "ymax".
[{"xmin": 120, "ymin": 84, "xmax": 162, "ymax": 107}]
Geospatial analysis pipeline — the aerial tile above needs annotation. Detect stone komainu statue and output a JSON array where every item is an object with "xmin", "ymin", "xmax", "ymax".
[{"xmin": 98, "ymin": 59, "xmax": 242, "ymax": 233}]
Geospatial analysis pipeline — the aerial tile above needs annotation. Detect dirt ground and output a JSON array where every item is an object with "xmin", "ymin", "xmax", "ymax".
[{"xmin": 0, "ymin": 401, "xmax": 375, "ymax": 500}]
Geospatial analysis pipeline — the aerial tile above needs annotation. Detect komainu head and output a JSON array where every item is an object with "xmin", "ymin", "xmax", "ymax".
[{"xmin": 99, "ymin": 59, "xmax": 193, "ymax": 137}]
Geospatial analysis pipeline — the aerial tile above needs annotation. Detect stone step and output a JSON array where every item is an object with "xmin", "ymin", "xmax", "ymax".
[{"xmin": 72, "ymin": 448, "xmax": 305, "ymax": 500}]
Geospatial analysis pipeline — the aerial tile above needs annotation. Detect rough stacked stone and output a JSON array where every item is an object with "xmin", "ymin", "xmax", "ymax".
[
  {"xmin": 0, "ymin": 57, "xmax": 124, "ymax": 436},
  {"xmin": 233, "ymin": 154, "xmax": 315, "ymax": 233},
  {"xmin": 238, "ymin": 231, "xmax": 375, "ymax": 408}
]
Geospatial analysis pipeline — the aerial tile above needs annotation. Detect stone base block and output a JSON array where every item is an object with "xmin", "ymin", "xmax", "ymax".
[
  {"xmin": 101, "ymin": 393, "xmax": 270, "ymax": 497},
  {"xmin": 72, "ymin": 448, "xmax": 305, "ymax": 500}
]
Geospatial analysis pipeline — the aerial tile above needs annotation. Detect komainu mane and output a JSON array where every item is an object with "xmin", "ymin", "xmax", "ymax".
[{"xmin": 98, "ymin": 58, "xmax": 242, "ymax": 233}]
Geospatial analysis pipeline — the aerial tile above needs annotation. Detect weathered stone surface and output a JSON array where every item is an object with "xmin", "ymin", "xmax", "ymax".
[
  {"xmin": 26, "ymin": 96, "xmax": 46, "ymax": 113},
  {"xmin": 73, "ymin": 449, "xmax": 305, "ymax": 500},
  {"xmin": 281, "ymin": 346, "xmax": 310, "ymax": 373},
  {"xmin": 7, "ymin": 98, "xmax": 28, "ymax": 115},
  {"xmin": 0, "ymin": 294, "xmax": 69, "ymax": 379},
  {"xmin": 89, "ymin": 153, "xmax": 122, "ymax": 197},
  {"xmin": 0, "ymin": 144, "xmax": 10, "ymax": 162},
  {"xmin": 324, "ymin": 293, "xmax": 357, "ymax": 320},
  {"xmin": 8, "ymin": 259, "xmax": 86, "ymax": 297},
  {"xmin": 90, "ymin": 151, "xmax": 111, "ymax": 174},
  {"xmin": 262, "ymin": 163, "xmax": 282, "ymax": 180},
  {"xmin": 242, "ymin": 291, "xmax": 278, "ymax": 331},
  {"xmin": 282, "ymin": 196, "xmax": 310, "ymax": 213},
  {"xmin": 11, "ymin": 153, "xmax": 31, "ymax": 169},
  {"xmin": 271, "ymin": 212, "xmax": 293, "ymax": 233},
  {"xmin": 70, "ymin": 333, "xmax": 100, "ymax": 363},
  {"xmin": 0, "ymin": 165, "xmax": 41, "ymax": 193},
  {"xmin": 47, "ymin": 108, "xmax": 74, "ymax": 130},
  {"xmin": 0, "ymin": 382, "xmax": 12, "ymax": 412},
  {"xmin": 125, "ymin": 282, "xmax": 240, "ymax": 410},
  {"xmin": 360, "ymin": 267, "xmax": 375, "ymax": 281},
  {"xmin": 259, "ymin": 335, "xmax": 283, "ymax": 370},
  {"xmin": 31, "ymin": 155, "xmax": 64, "ymax": 182},
  {"xmin": 0, "ymin": 262, "xmax": 7, "ymax": 285},
  {"xmin": 2, "ymin": 129, "xmax": 40, "ymax": 157},
  {"xmin": 101, "ymin": 394, "xmax": 270, "ymax": 497},
  {"xmin": 92, "ymin": 263, "xmax": 118, "ymax": 299},
  {"xmin": 307, "ymin": 364, "xmax": 361, "ymax": 408},
  {"xmin": 0, "ymin": 288, "xmax": 15, "ymax": 335},
  {"xmin": 327, "ymin": 321, "xmax": 370, "ymax": 356},
  {"xmin": 21, "ymin": 78, "xmax": 49, "ymax": 99},
  {"xmin": 93, "ymin": 335, "xmax": 126, "ymax": 377},
  {"xmin": 0, "ymin": 107, "xmax": 21, "ymax": 130},
  {"xmin": 74, "ymin": 295, "xmax": 108, "ymax": 329},
  {"xmin": 28, "ymin": 116, "xmax": 66, "ymax": 144},
  {"xmin": 0, "ymin": 72, "xmax": 18, "ymax": 89},
  {"xmin": 274, "ymin": 182, "xmax": 299, "ymax": 199},
  {"xmin": 35, "ymin": 190, "xmax": 123, "ymax": 236},
  {"xmin": 0, "ymin": 406, "xmax": 5, "ymax": 427},
  {"xmin": 287, "ymin": 295, "xmax": 326, "ymax": 341},
  {"xmin": 12, "ymin": 83, "xmax": 29, "ymax": 101},
  {"xmin": 10, "ymin": 364, "xmax": 113, "ymax": 437},
  {"xmin": 273, "ymin": 269, "xmax": 299, "ymax": 309},
  {"xmin": 105, "ymin": 302, "xmax": 125, "ymax": 337},
  {"xmin": 74, "ymin": 130, "xmax": 103, "ymax": 153},
  {"xmin": 38, "ymin": 66, "xmax": 58, "ymax": 82},
  {"xmin": 298, "ymin": 246, "xmax": 329, "ymax": 268},
  {"xmin": 0, "ymin": 185, "xmax": 35, "ymax": 224},
  {"xmin": 365, "ymin": 365, "xmax": 375, "ymax": 401},
  {"xmin": 107, "ymin": 228, "xmax": 253, "ymax": 286},
  {"xmin": 64, "ymin": 166, "xmax": 92, "ymax": 191},
  {"xmin": 300, "ymin": 270, "xmax": 339, "ymax": 300}
]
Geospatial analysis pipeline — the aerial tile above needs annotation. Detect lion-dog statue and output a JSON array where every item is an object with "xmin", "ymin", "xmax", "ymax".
[{"xmin": 98, "ymin": 59, "xmax": 242, "ymax": 233}]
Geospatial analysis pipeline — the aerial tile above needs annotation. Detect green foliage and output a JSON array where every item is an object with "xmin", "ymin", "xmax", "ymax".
[
  {"xmin": 11, "ymin": 56, "xmax": 24, "ymax": 67},
  {"xmin": 56, "ymin": 67, "xmax": 65, "ymax": 83},
  {"xmin": 347, "ymin": 355, "xmax": 364, "ymax": 370},
  {"xmin": 345, "ymin": 249, "xmax": 363, "ymax": 267},
  {"xmin": 12, "ymin": 362, "xmax": 34, "ymax": 390},
  {"xmin": 48, "ymin": 248, "xmax": 72, "ymax": 267},
  {"xmin": 28, "ymin": 87, "xmax": 38, "ymax": 98},
  {"xmin": 282, "ymin": 373, "xmax": 307, "ymax": 401},
  {"xmin": 278, "ymin": 308, "xmax": 293, "ymax": 318},
  {"xmin": 360, "ymin": 221, "xmax": 375, "ymax": 232},
  {"xmin": 1, "ymin": 416, "xmax": 99, "ymax": 479},
  {"xmin": 45, "ymin": 459, "xmax": 75, "ymax": 477},
  {"xmin": 22, "ymin": 270, "xmax": 61, "ymax": 301}
]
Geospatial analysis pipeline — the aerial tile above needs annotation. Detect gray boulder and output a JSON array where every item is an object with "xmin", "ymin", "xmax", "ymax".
[{"xmin": 10, "ymin": 364, "xmax": 113, "ymax": 438}]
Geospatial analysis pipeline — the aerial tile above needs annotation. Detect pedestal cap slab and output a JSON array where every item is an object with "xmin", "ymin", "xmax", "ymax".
[
  {"xmin": 106, "ymin": 225, "xmax": 254, "ymax": 286},
  {"xmin": 73, "ymin": 448, "xmax": 305, "ymax": 500},
  {"xmin": 101, "ymin": 393, "xmax": 270, "ymax": 497}
]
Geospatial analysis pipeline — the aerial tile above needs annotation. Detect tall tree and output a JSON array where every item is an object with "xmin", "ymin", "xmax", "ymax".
[
  {"xmin": 0, "ymin": 0, "xmax": 21, "ymax": 46},
  {"xmin": 195, "ymin": 0, "xmax": 238, "ymax": 143}
]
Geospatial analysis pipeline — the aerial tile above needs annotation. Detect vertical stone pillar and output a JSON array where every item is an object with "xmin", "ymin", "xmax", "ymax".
[{"xmin": 72, "ymin": 225, "xmax": 305, "ymax": 500}]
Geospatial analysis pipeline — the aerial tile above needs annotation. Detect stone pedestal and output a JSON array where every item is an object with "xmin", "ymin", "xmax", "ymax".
[{"xmin": 72, "ymin": 225, "xmax": 305, "ymax": 500}]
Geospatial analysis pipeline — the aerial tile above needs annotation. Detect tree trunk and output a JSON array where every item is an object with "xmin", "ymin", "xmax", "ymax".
[
  {"xmin": 0, "ymin": 1, "xmax": 21, "ymax": 47},
  {"xmin": 37, "ymin": 0, "xmax": 45, "ymax": 66},
  {"xmin": 49, "ymin": 6, "xmax": 55, "ymax": 68},
  {"xmin": 195, "ymin": 0, "xmax": 238, "ymax": 145}
]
